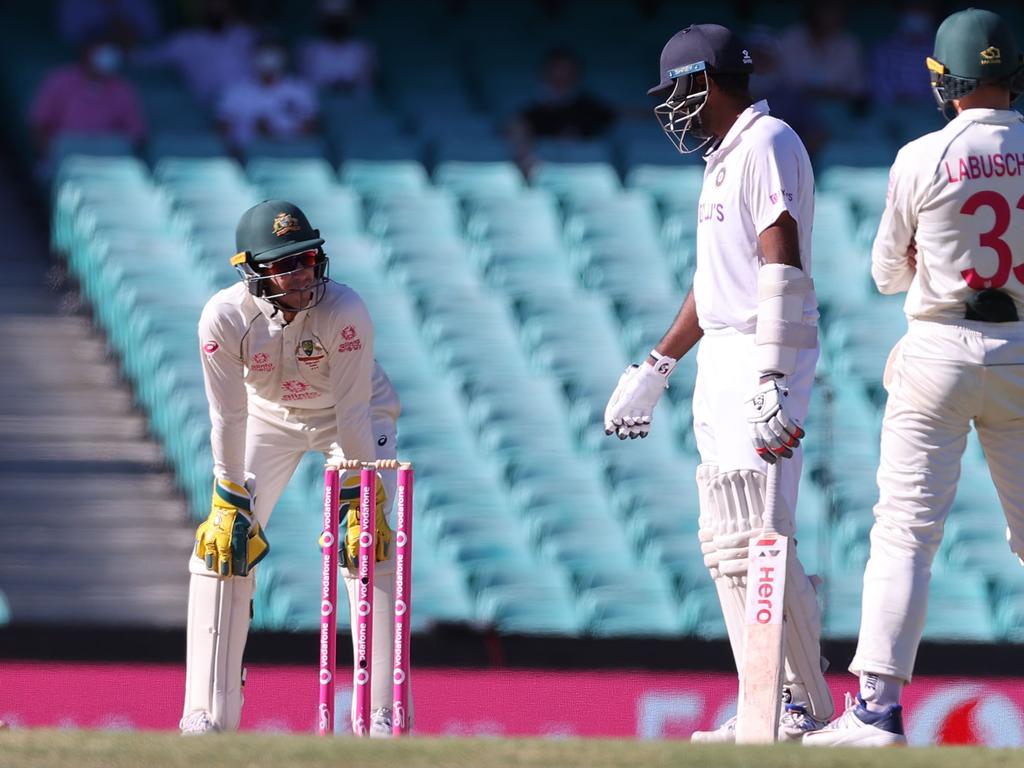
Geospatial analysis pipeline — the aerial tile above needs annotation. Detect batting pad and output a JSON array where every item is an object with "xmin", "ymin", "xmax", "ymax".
[{"xmin": 182, "ymin": 566, "xmax": 255, "ymax": 731}]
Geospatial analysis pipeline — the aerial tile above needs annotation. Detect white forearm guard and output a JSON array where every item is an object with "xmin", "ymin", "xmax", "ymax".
[{"xmin": 755, "ymin": 264, "xmax": 817, "ymax": 377}]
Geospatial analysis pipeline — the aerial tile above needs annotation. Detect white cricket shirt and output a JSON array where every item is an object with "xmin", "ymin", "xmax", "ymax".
[
  {"xmin": 198, "ymin": 280, "xmax": 392, "ymax": 484},
  {"xmin": 873, "ymin": 108, "xmax": 1024, "ymax": 321},
  {"xmin": 693, "ymin": 100, "xmax": 817, "ymax": 333}
]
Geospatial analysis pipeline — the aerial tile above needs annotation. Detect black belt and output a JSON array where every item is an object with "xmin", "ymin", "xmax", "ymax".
[{"xmin": 965, "ymin": 289, "xmax": 1020, "ymax": 322}]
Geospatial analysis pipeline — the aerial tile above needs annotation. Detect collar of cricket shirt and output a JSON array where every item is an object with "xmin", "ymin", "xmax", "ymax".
[
  {"xmin": 952, "ymin": 107, "xmax": 1024, "ymax": 125},
  {"xmin": 704, "ymin": 99, "xmax": 770, "ymax": 162}
]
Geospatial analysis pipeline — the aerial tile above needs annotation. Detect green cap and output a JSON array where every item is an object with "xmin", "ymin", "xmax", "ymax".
[
  {"xmin": 932, "ymin": 8, "xmax": 1021, "ymax": 81},
  {"xmin": 234, "ymin": 200, "xmax": 324, "ymax": 263}
]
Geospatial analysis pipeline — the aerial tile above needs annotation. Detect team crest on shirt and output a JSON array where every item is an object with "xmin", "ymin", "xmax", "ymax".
[
  {"xmin": 272, "ymin": 212, "xmax": 301, "ymax": 237},
  {"xmin": 296, "ymin": 339, "xmax": 326, "ymax": 370}
]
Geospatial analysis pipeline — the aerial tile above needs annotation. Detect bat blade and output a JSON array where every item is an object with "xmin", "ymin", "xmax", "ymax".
[{"xmin": 735, "ymin": 532, "xmax": 789, "ymax": 744}]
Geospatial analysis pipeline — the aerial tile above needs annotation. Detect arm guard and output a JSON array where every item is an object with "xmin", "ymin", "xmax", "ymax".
[{"xmin": 755, "ymin": 263, "xmax": 817, "ymax": 377}]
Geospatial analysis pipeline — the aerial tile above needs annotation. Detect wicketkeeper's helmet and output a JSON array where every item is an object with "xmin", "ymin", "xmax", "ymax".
[{"xmin": 231, "ymin": 200, "xmax": 329, "ymax": 313}]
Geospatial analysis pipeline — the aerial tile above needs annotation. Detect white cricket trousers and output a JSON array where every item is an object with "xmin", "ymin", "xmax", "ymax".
[
  {"xmin": 692, "ymin": 328, "xmax": 819, "ymax": 511},
  {"xmin": 852, "ymin": 319, "xmax": 1024, "ymax": 682}
]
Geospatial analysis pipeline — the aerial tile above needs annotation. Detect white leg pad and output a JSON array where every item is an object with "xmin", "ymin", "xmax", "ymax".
[
  {"xmin": 344, "ymin": 555, "xmax": 397, "ymax": 724},
  {"xmin": 697, "ymin": 465, "xmax": 832, "ymax": 720},
  {"xmin": 182, "ymin": 562, "xmax": 255, "ymax": 732},
  {"xmin": 782, "ymin": 556, "xmax": 834, "ymax": 720}
]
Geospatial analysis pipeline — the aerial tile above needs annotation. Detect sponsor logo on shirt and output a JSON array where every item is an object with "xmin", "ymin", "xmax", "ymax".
[
  {"xmin": 296, "ymin": 339, "xmax": 326, "ymax": 370},
  {"xmin": 715, "ymin": 167, "xmax": 726, "ymax": 186},
  {"xmin": 338, "ymin": 325, "xmax": 362, "ymax": 352},
  {"xmin": 698, "ymin": 201, "xmax": 725, "ymax": 223},
  {"xmin": 202, "ymin": 340, "xmax": 219, "ymax": 355},
  {"xmin": 249, "ymin": 352, "xmax": 275, "ymax": 372},
  {"xmin": 769, "ymin": 189, "xmax": 793, "ymax": 204},
  {"xmin": 281, "ymin": 379, "xmax": 320, "ymax": 401}
]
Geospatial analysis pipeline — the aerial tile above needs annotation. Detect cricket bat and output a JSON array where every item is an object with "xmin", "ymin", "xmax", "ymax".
[{"xmin": 735, "ymin": 460, "xmax": 789, "ymax": 744}]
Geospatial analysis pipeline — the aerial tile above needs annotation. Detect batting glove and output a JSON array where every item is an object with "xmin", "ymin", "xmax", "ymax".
[
  {"xmin": 745, "ymin": 377, "xmax": 805, "ymax": 464},
  {"xmin": 603, "ymin": 356, "xmax": 675, "ymax": 439}
]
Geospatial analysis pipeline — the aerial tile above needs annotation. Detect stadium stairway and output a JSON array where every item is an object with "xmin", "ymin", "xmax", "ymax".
[{"xmin": 0, "ymin": 156, "xmax": 192, "ymax": 627}]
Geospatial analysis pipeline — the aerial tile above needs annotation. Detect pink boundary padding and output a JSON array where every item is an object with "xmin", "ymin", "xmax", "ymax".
[
  {"xmin": 353, "ymin": 466, "xmax": 376, "ymax": 735},
  {"xmin": 317, "ymin": 465, "xmax": 340, "ymax": 736},
  {"xmin": 392, "ymin": 465, "xmax": 413, "ymax": 735}
]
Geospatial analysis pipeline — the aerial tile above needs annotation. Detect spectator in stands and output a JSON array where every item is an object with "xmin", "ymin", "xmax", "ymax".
[
  {"xmin": 872, "ymin": 1, "xmax": 937, "ymax": 105},
  {"xmin": 29, "ymin": 35, "xmax": 146, "ymax": 157},
  {"xmin": 58, "ymin": 0, "xmax": 162, "ymax": 50},
  {"xmin": 218, "ymin": 38, "xmax": 319, "ymax": 152},
  {"xmin": 509, "ymin": 48, "xmax": 617, "ymax": 168},
  {"xmin": 777, "ymin": 1, "xmax": 867, "ymax": 108},
  {"xmin": 135, "ymin": 0, "xmax": 254, "ymax": 105},
  {"xmin": 299, "ymin": 0, "xmax": 377, "ymax": 94}
]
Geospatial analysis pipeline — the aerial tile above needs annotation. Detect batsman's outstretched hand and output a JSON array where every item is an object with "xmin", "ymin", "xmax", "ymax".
[
  {"xmin": 603, "ymin": 362, "xmax": 670, "ymax": 440},
  {"xmin": 746, "ymin": 377, "xmax": 805, "ymax": 464},
  {"xmin": 195, "ymin": 479, "xmax": 269, "ymax": 577}
]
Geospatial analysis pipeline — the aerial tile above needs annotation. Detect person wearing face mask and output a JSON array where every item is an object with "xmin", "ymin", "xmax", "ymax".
[
  {"xmin": 29, "ymin": 34, "xmax": 146, "ymax": 159},
  {"xmin": 872, "ymin": 1, "xmax": 938, "ymax": 105},
  {"xmin": 299, "ymin": 0, "xmax": 378, "ymax": 94},
  {"xmin": 217, "ymin": 40, "xmax": 319, "ymax": 153}
]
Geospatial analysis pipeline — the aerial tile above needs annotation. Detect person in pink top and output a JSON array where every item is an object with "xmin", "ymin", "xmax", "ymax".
[{"xmin": 29, "ymin": 36, "xmax": 146, "ymax": 156}]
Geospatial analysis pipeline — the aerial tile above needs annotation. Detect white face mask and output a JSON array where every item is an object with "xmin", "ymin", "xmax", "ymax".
[
  {"xmin": 90, "ymin": 45, "xmax": 122, "ymax": 74},
  {"xmin": 255, "ymin": 49, "xmax": 286, "ymax": 76}
]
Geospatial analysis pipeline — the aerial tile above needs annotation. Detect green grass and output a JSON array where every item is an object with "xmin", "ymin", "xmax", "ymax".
[{"xmin": 0, "ymin": 732, "xmax": 1021, "ymax": 768}]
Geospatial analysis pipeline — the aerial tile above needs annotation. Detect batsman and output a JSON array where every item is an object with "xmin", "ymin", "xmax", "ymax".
[
  {"xmin": 181, "ymin": 199, "xmax": 405, "ymax": 736},
  {"xmin": 604, "ymin": 24, "xmax": 834, "ymax": 740}
]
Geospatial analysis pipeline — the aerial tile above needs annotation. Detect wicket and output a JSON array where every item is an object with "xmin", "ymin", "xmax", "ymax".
[{"xmin": 318, "ymin": 459, "xmax": 414, "ymax": 737}]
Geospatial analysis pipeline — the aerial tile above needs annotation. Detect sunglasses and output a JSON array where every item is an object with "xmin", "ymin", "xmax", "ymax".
[{"xmin": 259, "ymin": 248, "xmax": 321, "ymax": 276}]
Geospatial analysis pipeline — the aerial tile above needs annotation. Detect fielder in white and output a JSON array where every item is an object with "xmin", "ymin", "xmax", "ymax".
[
  {"xmin": 806, "ymin": 8, "xmax": 1024, "ymax": 748},
  {"xmin": 604, "ymin": 23, "xmax": 834, "ymax": 741},
  {"xmin": 181, "ymin": 199, "xmax": 404, "ymax": 736}
]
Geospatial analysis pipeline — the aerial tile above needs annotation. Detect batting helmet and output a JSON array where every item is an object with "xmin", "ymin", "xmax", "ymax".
[
  {"xmin": 231, "ymin": 200, "xmax": 329, "ymax": 312},
  {"xmin": 927, "ymin": 8, "xmax": 1024, "ymax": 119}
]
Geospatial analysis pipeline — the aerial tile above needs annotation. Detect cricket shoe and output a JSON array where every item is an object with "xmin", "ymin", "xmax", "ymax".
[
  {"xmin": 179, "ymin": 710, "xmax": 218, "ymax": 735},
  {"xmin": 803, "ymin": 693, "xmax": 907, "ymax": 747},
  {"xmin": 369, "ymin": 707, "xmax": 393, "ymax": 738},
  {"xmin": 691, "ymin": 706, "xmax": 827, "ymax": 744}
]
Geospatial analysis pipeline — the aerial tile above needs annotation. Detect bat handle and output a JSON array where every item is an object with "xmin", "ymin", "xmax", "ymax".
[{"xmin": 763, "ymin": 461, "xmax": 782, "ymax": 535}]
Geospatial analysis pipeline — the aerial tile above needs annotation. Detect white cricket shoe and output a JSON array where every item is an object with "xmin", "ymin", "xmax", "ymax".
[
  {"xmin": 691, "ymin": 705, "xmax": 828, "ymax": 743},
  {"xmin": 179, "ymin": 710, "xmax": 218, "ymax": 735},
  {"xmin": 803, "ymin": 693, "xmax": 907, "ymax": 747},
  {"xmin": 369, "ymin": 707, "xmax": 393, "ymax": 738}
]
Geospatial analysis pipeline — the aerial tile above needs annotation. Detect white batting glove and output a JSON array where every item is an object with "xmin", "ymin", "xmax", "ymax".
[
  {"xmin": 745, "ymin": 377, "xmax": 805, "ymax": 464},
  {"xmin": 604, "ymin": 360, "xmax": 672, "ymax": 439}
]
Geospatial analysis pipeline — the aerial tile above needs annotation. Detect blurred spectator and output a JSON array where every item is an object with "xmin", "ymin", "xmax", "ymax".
[
  {"xmin": 747, "ymin": 27, "xmax": 827, "ymax": 159},
  {"xmin": 29, "ymin": 36, "xmax": 146, "ymax": 156},
  {"xmin": 218, "ymin": 39, "xmax": 319, "ymax": 151},
  {"xmin": 517, "ymin": 48, "xmax": 617, "ymax": 139},
  {"xmin": 58, "ymin": 0, "xmax": 162, "ymax": 50},
  {"xmin": 872, "ymin": 1, "xmax": 937, "ymax": 105},
  {"xmin": 299, "ymin": 0, "xmax": 377, "ymax": 94},
  {"xmin": 777, "ymin": 1, "xmax": 866, "ymax": 106},
  {"xmin": 509, "ymin": 48, "xmax": 616, "ymax": 166},
  {"xmin": 135, "ymin": 0, "xmax": 254, "ymax": 105}
]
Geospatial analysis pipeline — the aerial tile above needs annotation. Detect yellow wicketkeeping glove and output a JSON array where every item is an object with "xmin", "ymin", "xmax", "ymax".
[
  {"xmin": 195, "ymin": 479, "xmax": 270, "ymax": 577},
  {"xmin": 339, "ymin": 472, "xmax": 392, "ymax": 567}
]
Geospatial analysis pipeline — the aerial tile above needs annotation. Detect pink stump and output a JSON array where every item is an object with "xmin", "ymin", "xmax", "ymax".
[
  {"xmin": 317, "ymin": 465, "xmax": 340, "ymax": 736},
  {"xmin": 392, "ymin": 464, "xmax": 414, "ymax": 735}
]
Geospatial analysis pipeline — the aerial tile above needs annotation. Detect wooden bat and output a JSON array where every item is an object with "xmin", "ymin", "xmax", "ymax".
[{"xmin": 735, "ymin": 460, "xmax": 788, "ymax": 744}]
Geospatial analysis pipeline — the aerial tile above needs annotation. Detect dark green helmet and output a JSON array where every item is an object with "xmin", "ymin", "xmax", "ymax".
[
  {"xmin": 927, "ymin": 8, "xmax": 1024, "ymax": 119},
  {"xmin": 231, "ymin": 200, "xmax": 329, "ymax": 312}
]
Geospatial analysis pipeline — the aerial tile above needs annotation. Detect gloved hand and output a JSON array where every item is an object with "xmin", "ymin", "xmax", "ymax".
[
  {"xmin": 339, "ymin": 472, "xmax": 393, "ymax": 567},
  {"xmin": 746, "ymin": 377, "xmax": 805, "ymax": 464},
  {"xmin": 603, "ymin": 362, "xmax": 671, "ymax": 439},
  {"xmin": 195, "ymin": 479, "xmax": 269, "ymax": 577}
]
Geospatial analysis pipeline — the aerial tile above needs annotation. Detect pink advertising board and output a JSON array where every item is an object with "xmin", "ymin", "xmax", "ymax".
[{"xmin": 2, "ymin": 662, "xmax": 1023, "ymax": 745}]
